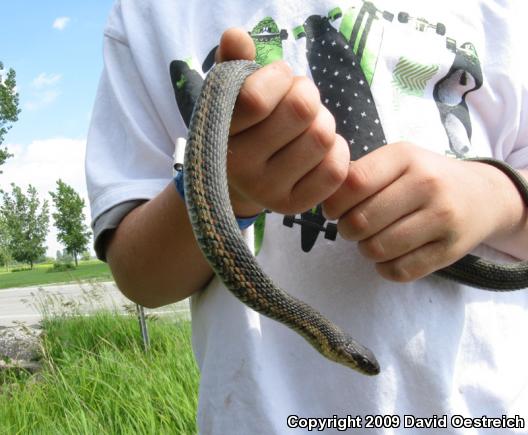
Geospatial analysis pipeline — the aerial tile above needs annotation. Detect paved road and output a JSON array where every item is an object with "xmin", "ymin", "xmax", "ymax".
[{"xmin": 0, "ymin": 281, "xmax": 190, "ymax": 327}]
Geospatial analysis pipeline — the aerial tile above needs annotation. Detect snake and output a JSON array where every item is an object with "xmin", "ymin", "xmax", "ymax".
[{"xmin": 183, "ymin": 60, "xmax": 528, "ymax": 376}]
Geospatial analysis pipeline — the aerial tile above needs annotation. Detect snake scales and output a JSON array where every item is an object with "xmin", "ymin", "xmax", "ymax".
[{"xmin": 183, "ymin": 60, "xmax": 528, "ymax": 375}]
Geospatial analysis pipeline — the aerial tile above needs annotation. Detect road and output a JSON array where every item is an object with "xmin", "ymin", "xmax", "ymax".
[{"xmin": 0, "ymin": 281, "xmax": 190, "ymax": 327}]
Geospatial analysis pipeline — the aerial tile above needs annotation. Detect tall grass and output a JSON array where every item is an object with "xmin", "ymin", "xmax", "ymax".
[{"xmin": 0, "ymin": 286, "xmax": 199, "ymax": 434}]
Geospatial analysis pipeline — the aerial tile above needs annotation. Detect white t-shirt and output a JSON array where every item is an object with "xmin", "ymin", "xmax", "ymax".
[{"xmin": 86, "ymin": 0, "xmax": 528, "ymax": 433}]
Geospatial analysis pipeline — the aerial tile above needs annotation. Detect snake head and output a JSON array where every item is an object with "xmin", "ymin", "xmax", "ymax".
[{"xmin": 338, "ymin": 335, "xmax": 380, "ymax": 376}]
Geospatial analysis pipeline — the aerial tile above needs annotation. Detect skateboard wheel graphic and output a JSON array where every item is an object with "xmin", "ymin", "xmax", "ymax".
[
  {"xmin": 436, "ymin": 22, "xmax": 446, "ymax": 36},
  {"xmin": 324, "ymin": 223, "xmax": 338, "ymax": 240},
  {"xmin": 382, "ymin": 11, "xmax": 394, "ymax": 22},
  {"xmin": 398, "ymin": 12, "xmax": 409, "ymax": 23},
  {"xmin": 283, "ymin": 215, "xmax": 295, "ymax": 227},
  {"xmin": 328, "ymin": 7, "xmax": 343, "ymax": 21}
]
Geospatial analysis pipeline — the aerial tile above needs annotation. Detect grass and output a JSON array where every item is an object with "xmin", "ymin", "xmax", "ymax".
[
  {"xmin": 0, "ymin": 260, "xmax": 113, "ymax": 290},
  {"xmin": 0, "ymin": 287, "xmax": 199, "ymax": 434}
]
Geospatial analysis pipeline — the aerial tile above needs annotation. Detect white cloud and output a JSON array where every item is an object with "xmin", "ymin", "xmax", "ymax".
[
  {"xmin": 25, "ymin": 90, "xmax": 61, "ymax": 111},
  {"xmin": 25, "ymin": 73, "xmax": 62, "ymax": 111},
  {"xmin": 0, "ymin": 138, "xmax": 92, "ymax": 257},
  {"xmin": 31, "ymin": 73, "xmax": 62, "ymax": 89},
  {"xmin": 52, "ymin": 17, "xmax": 70, "ymax": 31}
]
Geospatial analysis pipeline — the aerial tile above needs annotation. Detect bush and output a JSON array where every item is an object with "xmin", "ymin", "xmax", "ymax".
[
  {"xmin": 11, "ymin": 267, "xmax": 31, "ymax": 273},
  {"xmin": 47, "ymin": 262, "xmax": 76, "ymax": 273}
]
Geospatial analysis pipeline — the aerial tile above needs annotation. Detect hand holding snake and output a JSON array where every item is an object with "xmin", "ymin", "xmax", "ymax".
[{"xmin": 184, "ymin": 28, "xmax": 528, "ymax": 375}]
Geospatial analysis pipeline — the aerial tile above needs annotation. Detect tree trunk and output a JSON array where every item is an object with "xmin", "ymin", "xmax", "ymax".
[{"xmin": 74, "ymin": 252, "xmax": 78, "ymax": 267}]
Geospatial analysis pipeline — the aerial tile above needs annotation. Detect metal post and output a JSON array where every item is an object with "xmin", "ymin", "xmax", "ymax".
[{"xmin": 136, "ymin": 304, "xmax": 150, "ymax": 352}]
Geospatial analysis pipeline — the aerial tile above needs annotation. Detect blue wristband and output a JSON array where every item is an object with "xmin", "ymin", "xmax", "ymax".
[{"xmin": 173, "ymin": 169, "xmax": 258, "ymax": 230}]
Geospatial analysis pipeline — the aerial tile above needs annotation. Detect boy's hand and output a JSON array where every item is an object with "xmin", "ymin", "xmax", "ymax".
[
  {"xmin": 322, "ymin": 142, "xmax": 525, "ymax": 282},
  {"xmin": 216, "ymin": 28, "xmax": 350, "ymax": 217}
]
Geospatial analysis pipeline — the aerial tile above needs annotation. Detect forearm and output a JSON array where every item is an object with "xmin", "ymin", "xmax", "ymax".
[
  {"xmin": 106, "ymin": 182, "xmax": 214, "ymax": 308},
  {"xmin": 479, "ymin": 165, "xmax": 528, "ymax": 260}
]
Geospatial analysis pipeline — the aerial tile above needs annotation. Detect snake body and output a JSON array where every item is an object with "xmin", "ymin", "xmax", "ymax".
[{"xmin": 184, "ymin": 60, "xmax": 528, "ymax": 375}]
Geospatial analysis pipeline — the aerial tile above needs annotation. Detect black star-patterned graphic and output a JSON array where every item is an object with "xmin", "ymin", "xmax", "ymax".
[{"xmin": 299, "ymin": 15, "xmax": 387, "ymax": 160}]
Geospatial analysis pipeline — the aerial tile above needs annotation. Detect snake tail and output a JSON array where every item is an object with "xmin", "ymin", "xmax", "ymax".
[{"xmin": 184, "ymin": 60, "xmax": 380, "ymax": 375}]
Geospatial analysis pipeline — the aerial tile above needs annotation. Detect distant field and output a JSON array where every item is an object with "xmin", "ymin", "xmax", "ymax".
[{"xmin": 0, "ymin": 260, "xmax": 113, "ymax": 289}]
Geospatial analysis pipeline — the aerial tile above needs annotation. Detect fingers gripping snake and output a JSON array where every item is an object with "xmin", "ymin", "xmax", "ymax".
[{"xmin": 183, "ymin": 60, "xmax": 528, "ymax": 376}]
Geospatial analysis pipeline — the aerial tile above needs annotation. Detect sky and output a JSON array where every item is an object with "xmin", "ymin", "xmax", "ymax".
[{"xmin": 1, "ymin": 1, "xmax": 115, "ymax": 257}]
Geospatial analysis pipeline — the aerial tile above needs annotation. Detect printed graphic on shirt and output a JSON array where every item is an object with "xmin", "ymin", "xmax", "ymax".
[
  {"xmin": 291, "ymin": 5, "xmax": 389, "ymax": 252},
  {"xmin": 336, "ymin": 2, "xmax": 394, "ymax": 85},
  {"xmin": 167, "ymin": 1, "xmax": 484, "ymax": 254},
  {"xmin": 392, "ymin": 57, "xmax": 439, "ymax": 97},
  {"xmin": 169, "ymin": 59, "xmax": 204, "ymax": 128},
  {"xmin": 295, "ymin": 13, "xmax": 387, "ymax": 160},
  {"xmin": 251, "ymin": 17, "xmax": 288, "ymax": 66},
  {"xmin": 283, "ymin": 205, "xmax": 338, "ymax": 253},
  {"xmin": 433, "ymin": 42, "xmax": 482, "ymax": 158},
  {"xmin": 396, "ymin": 11, "xmax": 446, "ymax": 36}
]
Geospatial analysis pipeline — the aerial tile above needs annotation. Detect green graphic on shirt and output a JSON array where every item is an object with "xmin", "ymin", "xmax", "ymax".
[
  {"xmin": 392, "ymin": 57, "xmax": 439, "ymax": 97},
  {"xmin": 336, "ymin": 2, "xmax": 394, "ymax": 85},
  {"xmin": 168, "ymin": 1, "xmax": 485, "ymax": 255},
  {"xmin": 250, "ymin": 17, "xmax": 288, "ymax": 66},
  {"xmin": 175, "ymin": 58, "xmax": 195, "ymax": 90}
]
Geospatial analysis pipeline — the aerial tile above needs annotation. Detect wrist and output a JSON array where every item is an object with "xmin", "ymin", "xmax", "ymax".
[
  {"xmin": 465, "ymin": 160, "xmax": 527, "ymax": 244},
  {"xmin": 228, "ymin": 185, "xmax": 264, "ymax": 218},
  {"xmin": 174, "ymin": 170, "xmax": 261, "ymax": 229}
]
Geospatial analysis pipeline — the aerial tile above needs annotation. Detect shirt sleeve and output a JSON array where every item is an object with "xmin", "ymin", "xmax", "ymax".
[
  {"xmin": 91, "ymin": 200, "xmax": 146, "ymax": 261},
  {"xmin": 85, "ymin": 1, "xmax": 187, "ymax": 259}
]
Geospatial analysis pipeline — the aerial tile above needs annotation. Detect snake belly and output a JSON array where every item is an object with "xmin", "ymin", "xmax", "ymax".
[
  {"xmin": 183, "ymin": 60, "xmax": 380, "ymax": 375},
  {"xmin": 183, "ymin": 60, "xmax": 528, "ymax": 375}
]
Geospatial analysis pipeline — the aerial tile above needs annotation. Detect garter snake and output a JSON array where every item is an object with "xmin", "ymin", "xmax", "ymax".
[{"xmin": 183, "ymin": 60, "xmax": 528, "ymax": 375}]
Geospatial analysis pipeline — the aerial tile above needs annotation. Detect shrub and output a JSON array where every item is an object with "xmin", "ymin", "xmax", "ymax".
[{"xmin": 46, "ymin": 262, "xmax": 76, "ymax": 273}]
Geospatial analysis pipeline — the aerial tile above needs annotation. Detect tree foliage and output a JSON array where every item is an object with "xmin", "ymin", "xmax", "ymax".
[
  {"xmin": 0, "ymin": 61, "xmax": 20, "ymax": 171},
  {"xmin": 49, "ymin": 179, "xmax": 91, "ymax": 266},
  {"xmin": 0, "ymin": 214, "xmax": 11, "ymax": 268},
  {"xmin": 0, "ymin": 183, "xmax": 49, "ymax": 268}
]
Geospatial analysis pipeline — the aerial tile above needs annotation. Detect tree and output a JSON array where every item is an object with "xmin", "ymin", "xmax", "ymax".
[
  {"xmin": 0, "ymin": 62, "xmax": 20, "ymax": 171},
  {"xmin": 0, "ymin": 215, "xmax": 11, "ymax": 270},
  {"xmin": 0, "ymin": 183, "xmax": 49, "ymax": 268},
  {"xmin": 49, "ymin": 179, "xmax": 91, "ymax": 266}
]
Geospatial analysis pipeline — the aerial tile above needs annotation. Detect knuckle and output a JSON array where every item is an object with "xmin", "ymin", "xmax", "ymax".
[
  {"xmin": 347, "ymin": 209, "xmax": 369, "ymax": 235},
  {"xmin": 417, "ymin": 167, "xmax": 444, "ymax": 194},
  {"xmin": 323, "ymin": 158, "xmax": 348, "ymax": 188},
  {"xmin": 237, "ymin": 85, "xmax": 273, "ymax": 119},
  {"xmin": 377, "ymin": 262, "xmax": 412, "ymax": 283},
  {"xmin": 273, "ymin": 196, "xmax": 300, "ymax": 216},
  {"xmin": 358, "ymin": 237, "xmax": 385, "ymax": 261},
  {"xmin": 309, "ymin": 109, "xmax": 337, "ymax": 154},
  {"xmin": 288, "ymin": 78, "xmax": 320, "ymax": 124},
  {"xmin": 434, "ymin": 202, "xmax": 458, "ymax": 230},
  {"xmin": 344, "ymin": 163, "xmax": 369, "ymax": 192},
  {"xmin": 321, "ymin": 200, "xmax": 339, "ymax": 221}
]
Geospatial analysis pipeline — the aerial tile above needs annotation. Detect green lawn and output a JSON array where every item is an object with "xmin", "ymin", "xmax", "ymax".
[{"xmin": 0, "ymin": 260, "xmax": 113, "ymax": 289}]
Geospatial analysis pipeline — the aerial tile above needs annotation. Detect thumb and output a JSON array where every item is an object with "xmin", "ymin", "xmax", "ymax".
[{"xmin": 215, "ymin": 28, "xmax": 256, "ymax": 63}]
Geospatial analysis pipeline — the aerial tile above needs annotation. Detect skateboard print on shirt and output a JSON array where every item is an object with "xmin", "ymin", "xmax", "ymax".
[{"xmin": 168, "ymin": 1, "xmax": 484, "ymax": 254}]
